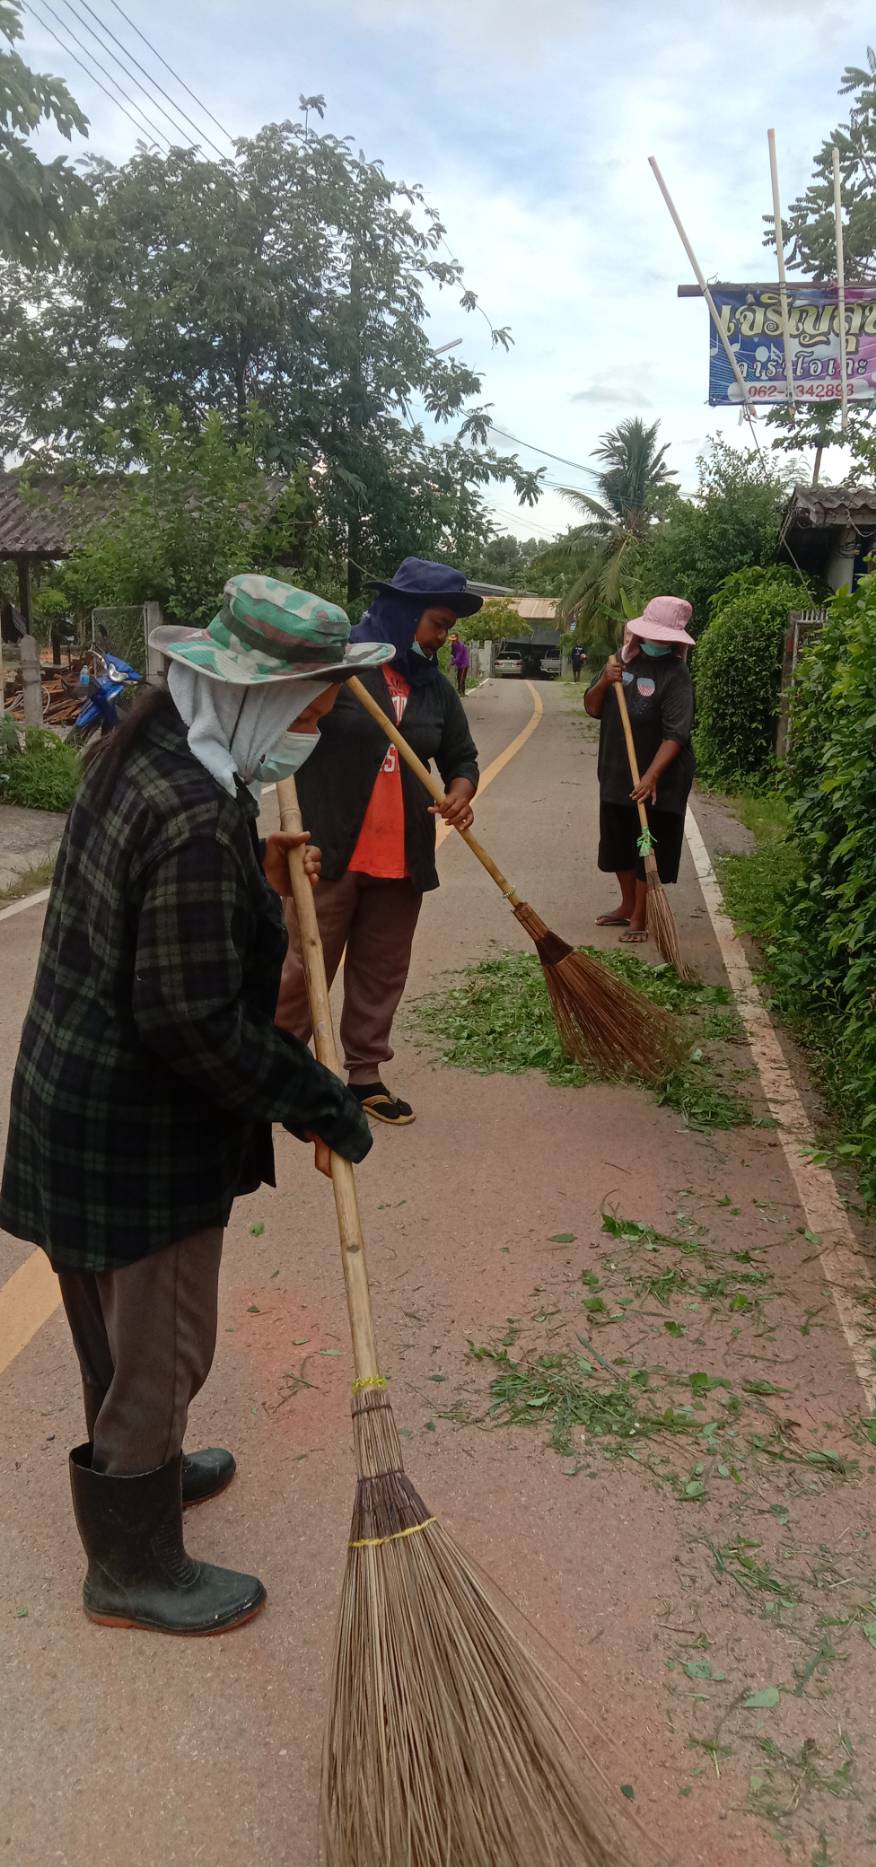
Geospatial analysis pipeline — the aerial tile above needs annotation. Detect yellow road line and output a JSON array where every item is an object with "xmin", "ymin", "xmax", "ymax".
[
  {"xmin": 0, "ymin": 1248, "xmax": 60, "ymax": 1378},
  {"xmin": 0, "ymin": 680, "xmax": 545, "ymax": 1378},
  {"xmin": 435, "ymin": 680, "xmax": 543, "ymax": 849}
]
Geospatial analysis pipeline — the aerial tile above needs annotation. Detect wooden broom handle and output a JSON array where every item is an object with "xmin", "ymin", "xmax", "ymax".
[
  {"xmin": 347, "ymin": 674, "xmax": 520, "ymax": 906},
  {"xmin": 612, "ymin": 677, "xmax": 650, "ymax": 837},
  {"xmin": 277, "ymin": 776, "xmax": 380, "ymax": 1383}
]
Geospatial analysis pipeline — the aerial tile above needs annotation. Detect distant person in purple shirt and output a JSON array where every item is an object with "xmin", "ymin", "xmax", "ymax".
[{"xmin": 449, "ymin": 631, "xmax": 471, "ymax": 696}]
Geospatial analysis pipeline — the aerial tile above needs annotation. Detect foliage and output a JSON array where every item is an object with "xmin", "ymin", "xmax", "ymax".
[
  {"xmin": 460, "ymin": 597, "xmax": 531, "ymax": 645},
  {"xmin": 411, "ymin": 947, "xmax": 750, "ymax": 1130},
  {"xmin": 0, "ymin": 0, "xmax": 89, "ymax": 265},
  {"xmin": 540, "ymin": 418, "xmax": 675, "ymax": 644},
  {"xmin": 638, "ymin": 440, "xmax": 797, "ymax": 631},
  {"xmin": 769, "ymin": 573, "xmax": 876, "ymax": 1200},
  {"xmin": 0, "ymin": 102, "xmax": 540, "ymax": 595},
  {"xmin": 57, "ymin": 410, "xmax": 341, "ymax": 628},
  {"xmin": 769, "ymin": 46, "xmax": 876, "ymax": 461},
  {"xmin": 462, "ymin": 533, "xmax": 544, "ymax": 590},
  {"xmin": 694, "ymin": 567, "xmax": 806, "ymax": 790},
  {"xmin": 0, "ymin": 726, "xmax": 79, "ymax": 811},
  {"xmin": 716, "ymin": 796, "xmax": 798, "ymax": 947}
]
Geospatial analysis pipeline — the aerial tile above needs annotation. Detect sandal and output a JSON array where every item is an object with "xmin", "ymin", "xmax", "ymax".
[
  {"xmin": 619, "ymin": 927, "xmax": 648, "ymax": 944},
  {"xmin": 595, "ymin": 912, "xmax": 631, "ymax": 927},
  {"xmin": 350, "ymin": 1082, "xmax": 416, "ymax": 1126}
]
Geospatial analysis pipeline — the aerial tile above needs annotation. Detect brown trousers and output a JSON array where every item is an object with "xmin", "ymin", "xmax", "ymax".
[
  {"xmin": 58, "ymin": 1227, "xmax": 224, "ymax": 1476},
  {"xmin": 275, "ymin": 872, "xmax": 423, "ymax": 1085}
]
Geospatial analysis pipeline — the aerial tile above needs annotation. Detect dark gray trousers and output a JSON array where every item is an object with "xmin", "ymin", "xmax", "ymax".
[{"xmin": 58, "ymin": 1228, "xmax": 224, "ymax": 1476}]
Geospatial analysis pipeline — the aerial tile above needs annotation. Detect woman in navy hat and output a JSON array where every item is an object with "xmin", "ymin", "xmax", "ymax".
[{"xmin": 275, "ymin": 558, "xmax": 482, "ymax": 1126}]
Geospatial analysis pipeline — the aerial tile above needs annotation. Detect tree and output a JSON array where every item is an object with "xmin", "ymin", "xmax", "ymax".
[
  {"xmin": 0, "ymin": 0, "xmax": 89, "ymax": 264},
  {"xmin": 770, "ymin": 45, "xmax": 876, "ymax": 461},
  {"xmin": 57, "ymin": 409, "xmax": 334, "ymax": 630},
  {"xmin": 637, "ymin": 439, "xmax": 797, "ymax": 631},
  {"xmin": 538, "ymin": 417, "xmax": 675, "ymax": 649},
  {"xmin": 462, "ymin": 533, "xmax": 544, "ymax": 589},
  {"xmin": 0, "ymin": 104, "xmax": 541, "ymax": 596}
]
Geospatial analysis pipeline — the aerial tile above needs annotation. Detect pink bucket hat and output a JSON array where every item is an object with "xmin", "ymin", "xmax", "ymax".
[{"xmin": 626, "ymin": 595, "xmax": 694, "ymax": 647}]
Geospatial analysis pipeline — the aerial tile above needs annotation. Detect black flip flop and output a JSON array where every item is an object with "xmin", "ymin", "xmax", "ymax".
[{"xmin": 351, "ymin": 1083, "xmax": 416, "ymax": 1127}]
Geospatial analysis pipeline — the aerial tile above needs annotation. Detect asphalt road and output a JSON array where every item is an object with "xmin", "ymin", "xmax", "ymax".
[{"xmin": 2, "ymin": 677, "xmax": 875, "ymax": 1867}]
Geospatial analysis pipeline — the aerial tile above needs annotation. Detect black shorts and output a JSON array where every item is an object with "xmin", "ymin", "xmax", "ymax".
[{"xmin": 598, "ymin": 801, "xmax": 686, "ymax": 884}]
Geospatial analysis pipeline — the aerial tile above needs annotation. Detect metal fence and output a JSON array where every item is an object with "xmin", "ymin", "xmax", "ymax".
[
  {"xmin": 776, "ymin": 607, "xmax": 828, "ymax": 761},
  {"xmin": 90, "ymin": 604, "xmax": 148, "ymax": 674}
]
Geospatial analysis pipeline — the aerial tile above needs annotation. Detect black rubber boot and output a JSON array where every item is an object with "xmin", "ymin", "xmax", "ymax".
[
  {"xmin": 182, "ymin": 1447, "xmax": 236, "ymax": 1507},
  {"xmin": 69, "ymin": 1444, "xmax": 266, "ymax": 1635}
]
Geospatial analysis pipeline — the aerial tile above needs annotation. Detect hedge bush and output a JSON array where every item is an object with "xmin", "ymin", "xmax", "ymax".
[
  {"xmin": 693, "ymin": 566, "xmax": 805, "ymax": 790},
  {"xmin": 771, "ymin": 573, "xmax": 876, "ymax": 1200},
  {"xmin": 0, "ymin": 728, "xmax": 81, "ymax": 812}
]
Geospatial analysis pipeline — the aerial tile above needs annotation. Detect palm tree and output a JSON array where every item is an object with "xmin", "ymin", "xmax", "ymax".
[{"xmin": 547, "ymin": 418, "xmax": 676, "ymax": 647}]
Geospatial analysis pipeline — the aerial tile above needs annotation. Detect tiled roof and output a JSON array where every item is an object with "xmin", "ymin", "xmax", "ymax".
[
  {"xmin": 0, "ymin": 473, "xmax": 122, "ymax": 557},
  {"xmin": 788, "ymin": 482, "xmax": 876, "ymax": 528}
]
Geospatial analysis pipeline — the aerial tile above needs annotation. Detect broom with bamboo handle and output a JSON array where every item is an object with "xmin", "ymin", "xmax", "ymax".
[
  {"xmin": 347, "ymin": 673, "xmax": 684, "ymax": 1082},
  {"xmin": 611, "ymin": 680, "xmax": 690, "ymax": 981},
  {"xmin": 277, "ymin": 772, "xmax": 636, "ymax": 1867}
]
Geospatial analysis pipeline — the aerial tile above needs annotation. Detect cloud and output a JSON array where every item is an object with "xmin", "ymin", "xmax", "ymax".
[{"xmin": 570, "ymin": 386, "xmax": 654, "ymax": 407}]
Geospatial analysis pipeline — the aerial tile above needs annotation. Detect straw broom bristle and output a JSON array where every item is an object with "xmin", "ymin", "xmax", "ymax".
[
  {"xmin": 644, "ymin": 865, "xmax": 691, "ymax": 982},
  {"xmin": 321, "ymin": 1390, "xmax": 633, "ymax": 1867},
  {"xmin": 512, "ymin": 901, "xmax": 684, "ymax": 1083}
]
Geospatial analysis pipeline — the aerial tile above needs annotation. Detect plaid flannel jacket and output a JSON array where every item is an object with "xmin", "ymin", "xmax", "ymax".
[{"xmin": 0, "ymin": 699, "xmax": 368, "ymax": 1273}]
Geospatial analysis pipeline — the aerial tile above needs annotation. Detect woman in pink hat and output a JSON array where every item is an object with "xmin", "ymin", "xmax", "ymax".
[{"xmin": 584, "ymin": 596, "xmax": 695, "ymax": 942}]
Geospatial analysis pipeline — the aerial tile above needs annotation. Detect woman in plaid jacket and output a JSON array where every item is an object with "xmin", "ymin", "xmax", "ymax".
[{"xmin": 1, "ymin": 577, "xmax": 391, "ymax": 1637}]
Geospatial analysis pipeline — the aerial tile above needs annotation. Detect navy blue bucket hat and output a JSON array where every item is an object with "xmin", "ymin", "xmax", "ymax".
[{"xmin": 369, "ymin": 557, "xmax": 484, "ymax": 620}]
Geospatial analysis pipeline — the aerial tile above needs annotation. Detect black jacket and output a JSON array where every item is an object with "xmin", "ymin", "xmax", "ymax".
[{"xmin": 296, "ymin": 667, "xmax": 479, "ymax": 893}]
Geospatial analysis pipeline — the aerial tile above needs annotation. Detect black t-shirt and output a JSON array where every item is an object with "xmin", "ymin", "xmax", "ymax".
[{"xmin": 590, "ymin": 652, "xmax": 695, "ymax": 815}]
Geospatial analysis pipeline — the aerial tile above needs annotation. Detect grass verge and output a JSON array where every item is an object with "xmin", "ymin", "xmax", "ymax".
[{"xmin": 0, "ymin": 856, "xmax": 57, "ymax": 905}]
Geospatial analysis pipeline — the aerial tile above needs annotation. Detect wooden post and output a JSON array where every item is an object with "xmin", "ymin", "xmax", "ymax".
[
  {"xmin": 16, "ymin": 556, "xmax": 33, "ymax": 634},
  {"xmin": 767, "ymin": 129, "xmax": 796, "ymax": 413},
  {"xmin": 649, "ymin": 157, "xmax": 754, "ymax": 411},
  {"xmin": 19, "ymin": 634, "xmax": 43, "ymax": 728},
  {"xmin": 832, "ymin": 146, "xmax": 850, "ymax": 439}
]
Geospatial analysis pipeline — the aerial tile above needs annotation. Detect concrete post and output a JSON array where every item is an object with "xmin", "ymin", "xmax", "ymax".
[
  {"xmin": 19, "ymin": 634, "xmax": 44, "ymax": 728},
  {"xmin": 144, "ymin": 601, "xmax": 166, "ymax": 681}
]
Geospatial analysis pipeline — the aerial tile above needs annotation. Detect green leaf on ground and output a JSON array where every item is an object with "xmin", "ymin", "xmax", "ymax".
[
  {"xmin": 743, "ymin": 1686, "xmax": 780, "ymax": 1709},
  {"xmin": 549, "ymin": 1232, "xmax": 577, "ymax": 1244},
  {"xmin": 249, "ymin": 1221, "xmax": 265, "ymax": 1237}
]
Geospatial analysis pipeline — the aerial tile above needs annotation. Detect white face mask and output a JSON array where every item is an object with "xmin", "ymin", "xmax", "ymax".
[{"xmin": 258, "ymin": 730, "xmax": 321, "ymax": 784}]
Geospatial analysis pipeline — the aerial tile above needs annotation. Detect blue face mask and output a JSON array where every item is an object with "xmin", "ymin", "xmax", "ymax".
[{"xmin": 641, "ymin": 640, "xmax": 673, "ymax": 658}]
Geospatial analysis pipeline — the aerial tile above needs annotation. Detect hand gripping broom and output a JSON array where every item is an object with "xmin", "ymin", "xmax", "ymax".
[
  {"xmin": 278, "ymin": 774, "xmax": 633, "ymax": 1867},
  {"xmin": 612, "ymin": 681, "xmax": 691, "ymax": 981},
  {"xmin": 347, "ymin": 674, "xmax": 684, "ymax": 1083}
]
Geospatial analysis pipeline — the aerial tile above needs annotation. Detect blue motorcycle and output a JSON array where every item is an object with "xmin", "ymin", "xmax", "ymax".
[{"xmin": 70, "ymin": 648, "xmax": 143, "ymax": 746}]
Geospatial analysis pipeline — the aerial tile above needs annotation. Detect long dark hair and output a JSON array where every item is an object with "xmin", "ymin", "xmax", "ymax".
[{"xmin": 82, "ymin": 681, "xmax": 173, "ymax": 810}]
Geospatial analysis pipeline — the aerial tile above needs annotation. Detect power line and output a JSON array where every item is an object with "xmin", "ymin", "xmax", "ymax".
[
  {"xmin": 25, "ymin": 0, "xmax": 170, "ymax": 147},
  {"xmin": 70, "ymin": 0, "xmax": 229, "ymax": 160},
  {"xmin": 489, "ymin": 426, "xmax": 597, "ymax": 476},
  {"xmin": 106, "ymin": 0, "xmax": 235, "ymax": 146}
]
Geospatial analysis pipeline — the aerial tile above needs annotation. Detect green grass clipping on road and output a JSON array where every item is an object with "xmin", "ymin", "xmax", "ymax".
[{"xmin": 410, "ymin": 946, "xmax": 755, "ymax": 1131}]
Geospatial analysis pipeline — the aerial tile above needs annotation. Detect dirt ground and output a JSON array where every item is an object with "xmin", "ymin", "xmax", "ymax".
[{"xmin": 2, "ymin": 676, "xmax": 875, "ymax": 1867}]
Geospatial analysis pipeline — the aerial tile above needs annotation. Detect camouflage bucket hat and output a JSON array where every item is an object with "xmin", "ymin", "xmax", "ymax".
[{"xmin": 149, "ymin": 574, "xmax": 395, "ymax": 685}]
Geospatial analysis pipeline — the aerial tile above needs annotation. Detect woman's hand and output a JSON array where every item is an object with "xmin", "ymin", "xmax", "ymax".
[
  {"xmin": 305, "ymin": 1133, "xmax": 333, "ymax": 1178},
  {"xmin": 603, "ymin": 655, "xmax": 623, "ymax": 684},
  {"xmin": 263, "ymin": 831, "xmax": 321, "ymax": 896},
  {"xmin": 631, "ymin": 770, "xmax": 658, "ymax": 805},
  {"xmin": 430, "ymin": 779, "xmax": 475, "ymax": 832}
]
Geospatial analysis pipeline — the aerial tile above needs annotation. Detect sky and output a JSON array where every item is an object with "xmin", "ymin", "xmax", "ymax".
[{"xmin": 18, "ymin": 0, "xmax": 875, "ymax": 540}]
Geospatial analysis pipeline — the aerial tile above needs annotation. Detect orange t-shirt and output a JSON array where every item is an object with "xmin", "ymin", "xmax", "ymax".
[{"xmin": 348, "ymin": 667, "xmax": 412, "ymax": 879}]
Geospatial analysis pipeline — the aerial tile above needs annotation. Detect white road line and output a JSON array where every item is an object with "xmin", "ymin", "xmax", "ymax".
[
  {"xmin": 0, "ymin": 888, "xmax": 51, "ymax": 925},
  {"xmin": 685, "ymin": 803, "xmax": 876, "ymax": 1412}
]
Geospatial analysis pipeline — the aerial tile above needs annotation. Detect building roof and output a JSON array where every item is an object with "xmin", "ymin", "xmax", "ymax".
[
  {"xmin": 482, "ymin": 593, "xmax": 559, "ymax": 620},
  {"xmin": 785, "ymin": 482, "xmax": 876, "ymax": 530},
  {"xmin": 0, "ymin": 473, "xmax": 124, "ymax": 559}
]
